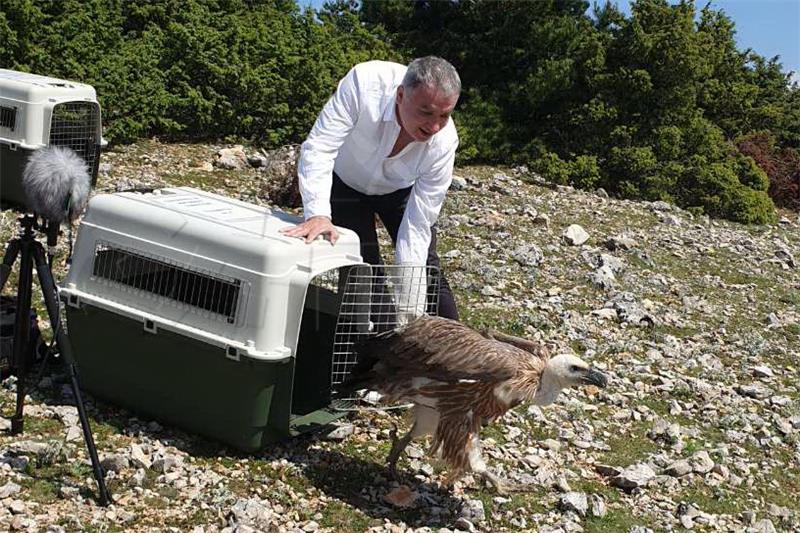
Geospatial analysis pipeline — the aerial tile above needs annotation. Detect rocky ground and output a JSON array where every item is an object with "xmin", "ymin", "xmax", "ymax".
[{"xmin": 0, "ymin": 139, "xmax": 798, "ymax": 532}]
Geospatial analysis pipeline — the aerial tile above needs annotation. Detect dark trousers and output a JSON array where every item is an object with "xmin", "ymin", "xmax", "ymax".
[{"xmin": 330, "ymin": 173, "xmax": 459, "ymax": 320}]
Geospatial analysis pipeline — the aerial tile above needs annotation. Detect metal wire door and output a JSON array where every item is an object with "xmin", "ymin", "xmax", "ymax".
[{"xmin": 330, "ymin": 264, "xmax": 440, "ymax": 410}]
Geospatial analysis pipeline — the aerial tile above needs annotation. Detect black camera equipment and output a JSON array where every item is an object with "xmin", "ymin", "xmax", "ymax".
[{"xmin": 1, "ymin": 68, "xmax": 110, "ymax": 505}]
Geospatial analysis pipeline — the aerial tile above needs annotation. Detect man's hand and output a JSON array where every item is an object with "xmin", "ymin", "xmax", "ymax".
[{"xmin": 280, "ymin": 215, "xmax": 340, "ymax": 244}]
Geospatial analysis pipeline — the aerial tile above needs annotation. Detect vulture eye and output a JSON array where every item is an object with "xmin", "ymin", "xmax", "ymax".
[{"xmin": 569, "ymin": 365, "xmax": 581, "ymax": 372}]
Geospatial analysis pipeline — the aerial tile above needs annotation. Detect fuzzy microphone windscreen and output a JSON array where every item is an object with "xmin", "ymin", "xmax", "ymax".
[{"xmin": 22, "ymin": 145, "xmax": 91, "ymax": 223}]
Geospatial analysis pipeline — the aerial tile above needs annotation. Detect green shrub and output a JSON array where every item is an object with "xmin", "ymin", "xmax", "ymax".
[
  {"xmin": 734, "ymin": 153, "xmax": 769, "ymax": 191},
  {"xmin": 456, "ymin": 92, "xmax": 514, "ymax": 164},
  {"xmin": 604, "ymin": 146, "xmax": 658, "ymax": 197},
  {"xmin": 533, "ymin": 152, "xmax": 571, "ymax": 185},
  {"xmin": 722, "ymin": 187, "xmax": 777, "ymax": 224},
  {"xmin": 569, "ymin": 155, "xmax": 601, "ymax": 189},
  {"xmin": 679, "ymin": 162, "xmax": 777, "ymax": 224}
]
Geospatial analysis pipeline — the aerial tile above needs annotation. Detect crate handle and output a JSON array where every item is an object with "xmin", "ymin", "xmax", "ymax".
[
  {"xmin": 67, "ymin": 294, "xmax": 81, "ymax": 308},
  {"xmin": 225, "ymin": 346, "xmax": 240, "ymax": 362}
]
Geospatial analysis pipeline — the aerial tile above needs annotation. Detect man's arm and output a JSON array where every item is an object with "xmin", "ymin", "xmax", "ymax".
[
  {"xmin": 281, "ymin": 66, "xmax": 361, "ymax": 243},
  {"xmin": 395, "ymin": 138, "xmax": 458, "ymax": 265},
  {"xmin": 392, "ymin": 137, "xmax": 458, "ymax": 323}
]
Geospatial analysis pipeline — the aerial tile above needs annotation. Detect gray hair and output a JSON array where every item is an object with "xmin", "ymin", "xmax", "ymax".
[{"xmin": 402, "ymin": 56, "xmax": 461, "ymax": 97}]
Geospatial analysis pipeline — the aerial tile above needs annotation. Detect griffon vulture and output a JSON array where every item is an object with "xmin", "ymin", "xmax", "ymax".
[{"xmin": 340, "ymin": 315, "xmax": 608, "ymax": 493}]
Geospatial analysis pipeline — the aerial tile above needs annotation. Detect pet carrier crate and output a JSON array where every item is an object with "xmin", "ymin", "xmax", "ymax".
[
  {"xmin": 60, "ymin": 187, "xmax": 439, "ymax": 451},
  {"xmin": 0, "ymin": 69, "xmax": 103, "ymax": 211}
]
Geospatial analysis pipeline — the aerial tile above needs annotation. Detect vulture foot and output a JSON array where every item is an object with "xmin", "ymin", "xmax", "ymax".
[{"xmin": 386, "ymin": 422, "xmax": 414, "ymax": 477}]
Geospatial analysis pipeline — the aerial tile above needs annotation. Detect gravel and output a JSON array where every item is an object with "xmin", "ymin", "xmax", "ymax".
[{"xmin": 0, "ymin": 143, "xmax": 798, "ymax": 531}]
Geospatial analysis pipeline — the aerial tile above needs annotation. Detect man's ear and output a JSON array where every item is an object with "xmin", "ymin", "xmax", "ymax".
[{"xmin": 396, "ymin": 85, "xmax": 405, "ymax": 105}]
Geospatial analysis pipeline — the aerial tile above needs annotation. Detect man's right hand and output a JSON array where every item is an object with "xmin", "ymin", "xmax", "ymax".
[{"xmin": 279, "ymin": 215, "xmax": 340, "ymax": 244}]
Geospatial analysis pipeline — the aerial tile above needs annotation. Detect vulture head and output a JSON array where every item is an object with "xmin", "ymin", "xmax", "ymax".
[{"xmin": 535, "ymin": 353, "xmax": 608, "ymax": 405}]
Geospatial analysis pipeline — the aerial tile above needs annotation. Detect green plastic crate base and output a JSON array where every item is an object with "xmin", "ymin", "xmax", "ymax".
[{"xmin": 66, "ymin": 302, "xmax": 346, "ymax": 452}]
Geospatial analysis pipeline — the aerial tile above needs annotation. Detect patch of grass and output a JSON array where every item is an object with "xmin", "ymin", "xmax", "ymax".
[
  {"xmin": 647, "ymin": 323, "xmax": 701, "ymax": 340},
  {"xmin": 19, "ymin": 415, "xmax": 63, "ymax": 436},
  {"xmin": 474, "ymin": 488, "xmax": 549, "ymax": 530},
  {"xmin": 162, "ymin": 170, "xmax": 227, "ymax": 189},
  {"xmin": 584, "ymin": 505, "xmax": 652, "ymax": 533},
  {"xmin": 18, "ymin": 476, "xmax": 59, "ymax": 503},
  {"xmin": 784, "ymin": 323, "xmax": 800, "ymax": 339},
  {"xmin": 639, "ymin": 397, "xmax": 670, "ymax": 416},
  {"xmin": 144, "ymin": 495, "xmax": 172, "ymax": 509},
  {"xmin": 459, "ymin": 305, "xmax": 531, "ymax": 336},
  {"xmin": 569, "ymin": 478, "xmax": 620, "ymax": 503},
  {"xmin": 19, "ymin": 460, "xmax": 93, "ymax": 503},
  {"xmin": 89, "ymin": 418, "xmax": 121, "ymax": 441},
  {"xmin": 597, "ymin": 421, "xmax": 658, "ymax": 467},
  {"xmin": 319, "ymin": 500, "xmax": 375, "ymax": 532},
  {"xmin": 156, "ymin": 484, "xmax": 180, "ymax": 500},
  {"xmin": 625, "ymin": 251, "xmax": 657, "ymax": 271},
  {"xmin": 677, "ymin": 484, "xmax": 747, "ymax": 515},
  {"xmin": 82, "ymin": 525, "xmax": 125, "ymax": 533},
  {"xmin": 480, "ymin": 424, "xmax": 508, "ymax": 445},
  {"xmin": 778, "ymin": 291, "xmax": 800, "ymax": 305}
]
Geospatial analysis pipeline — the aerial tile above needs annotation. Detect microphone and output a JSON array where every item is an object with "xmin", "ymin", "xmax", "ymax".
[{"xmin": 22, "ymin": 145, "xmax": 91, "ymax": 223}]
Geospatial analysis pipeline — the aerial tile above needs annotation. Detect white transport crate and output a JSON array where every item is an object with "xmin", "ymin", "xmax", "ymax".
[
  {"xmin": 0, "ymin": 69, "xmax": 103, "ymax": 210},
  {"xmin": 60, "ymin": 187, "xmax": 367, "ymax": 450}
]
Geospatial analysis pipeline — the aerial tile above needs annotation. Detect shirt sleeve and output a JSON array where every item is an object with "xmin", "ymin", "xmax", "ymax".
[
  {"xmin": 395, "ymin": 135, "xmax": 459, "ymax": 266},
  {"xmin": 297, "ymin": 66, "xmax": 361, "ymax": 220}
]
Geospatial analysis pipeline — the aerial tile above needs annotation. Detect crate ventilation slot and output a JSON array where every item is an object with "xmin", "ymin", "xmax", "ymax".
[
  {"xmin": 91, "ymin": 242, "xmax": 242, "ymax": 324},
  {"xmin": 0, "ymin": 106, "xmax": 16, "ymax": 130}
]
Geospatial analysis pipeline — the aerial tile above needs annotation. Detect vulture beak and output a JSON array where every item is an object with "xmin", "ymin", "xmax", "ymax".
[{"xmin": 582, "ymin": 367, "xmax": 609, "ymax": 388}]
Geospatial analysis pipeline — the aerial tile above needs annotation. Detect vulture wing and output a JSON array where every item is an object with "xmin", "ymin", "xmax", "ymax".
[
  {"xmin": 352, "ymin": 315, "xmax": 528, "ymax": 385},
  {"xmin": 483, "ymin": 329, "xmax": 550, "ymax": 360}
]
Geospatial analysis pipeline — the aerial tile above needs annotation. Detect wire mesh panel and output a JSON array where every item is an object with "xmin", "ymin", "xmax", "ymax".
[
  {"xmin": 90, "ymin": 241, "xmax": 246, "ymax": 325},
  {"xmin": 330, "ymin": 264, "xmax": 440, "ymax": 410},
  {"xmin": 49, "ymin": 101, "xmax": 101, "ymax": 178}
]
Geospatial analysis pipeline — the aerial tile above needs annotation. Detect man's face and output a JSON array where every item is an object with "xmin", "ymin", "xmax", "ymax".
[{"xmin": 396, "ymin": 84, "xmax": 459, "ymax": 142}]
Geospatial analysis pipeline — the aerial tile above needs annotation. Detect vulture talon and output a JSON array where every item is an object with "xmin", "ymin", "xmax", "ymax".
[{"xmin": 386, "ymin": 421, "xmax": 416, "ymax": 477}]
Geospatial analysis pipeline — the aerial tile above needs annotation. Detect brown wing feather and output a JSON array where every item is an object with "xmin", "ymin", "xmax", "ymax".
[
  {"xmin": 366, "ymin": 315, "xmax": 527, "ymax": 383},
  {"xmin": 483, "ymin": 329, "xmax": 550, "ymax": 359}
]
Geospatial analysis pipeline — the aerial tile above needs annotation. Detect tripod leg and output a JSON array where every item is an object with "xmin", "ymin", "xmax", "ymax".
[
  {"xmin": 10, "ymin": 237, "xmax": 34, "ymax": 435},
  {"xmin": 0, "ymin": 239, "xmax": 21, "ymax": 292},
  {"xmin": 31, "ymin": 243, "xmax": 112, "ymax": 506}
]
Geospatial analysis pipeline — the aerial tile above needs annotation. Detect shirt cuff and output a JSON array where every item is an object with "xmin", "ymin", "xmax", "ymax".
[{"xmin": 302, "ymin": 201, "xmax": 332, "ymax": 221}]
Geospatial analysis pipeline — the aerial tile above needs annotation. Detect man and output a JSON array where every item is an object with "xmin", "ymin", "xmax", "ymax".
[{"xmin": 281, "ymin": 56, "xmax": 461, "ymax": 321}]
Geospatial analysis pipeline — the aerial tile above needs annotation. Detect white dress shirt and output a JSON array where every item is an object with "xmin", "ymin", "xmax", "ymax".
[{"xmin": 297, "ymin": 60, "xmax": 459, "ymax": 266}]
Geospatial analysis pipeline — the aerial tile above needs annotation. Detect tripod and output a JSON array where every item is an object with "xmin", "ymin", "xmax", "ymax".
[{"xmin": 0, "ymin": 214, "xmax": 111, "ymax": 506}]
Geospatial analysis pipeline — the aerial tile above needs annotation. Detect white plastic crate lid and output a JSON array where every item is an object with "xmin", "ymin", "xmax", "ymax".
[
  {"xmin": 77, "ymin": 187, "xmax": 362, "ymax": 276},
  {"xmin": 0, "ymin": 69, "xmax": 98, "ymax": 104}
]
